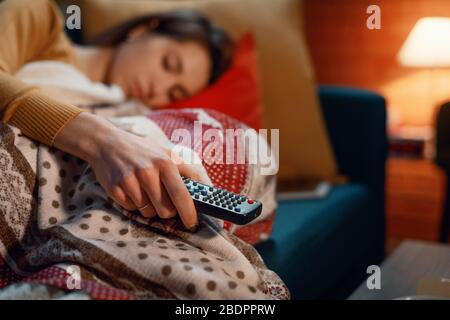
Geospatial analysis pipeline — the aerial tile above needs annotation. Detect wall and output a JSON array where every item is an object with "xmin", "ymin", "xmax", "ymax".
[{"xmin": 303, "ymin": 0, "xmax": 450, "ymax": 127}]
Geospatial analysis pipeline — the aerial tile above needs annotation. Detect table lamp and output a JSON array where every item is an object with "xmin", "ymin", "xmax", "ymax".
[
  {"xmin": 398, "ymin": 17, "xmax": 450, "ymax": 68},
  {"xmin": 397, "ymin": 17, "xmax": 450, "ymax": 102},
  {"xmin": 396, "ymin": 17, "xmax": 450, "ymax": 159}
]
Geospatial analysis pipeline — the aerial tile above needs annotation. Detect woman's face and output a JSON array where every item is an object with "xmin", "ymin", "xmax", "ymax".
[{"xmin": 108, "ymin": 33, "xmax": 211, "ymax": 107}]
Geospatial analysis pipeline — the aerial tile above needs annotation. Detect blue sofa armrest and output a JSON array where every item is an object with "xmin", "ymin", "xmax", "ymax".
[{"xmin": 318, "ymin": 85, "xmax": 387, "ymax": 260}]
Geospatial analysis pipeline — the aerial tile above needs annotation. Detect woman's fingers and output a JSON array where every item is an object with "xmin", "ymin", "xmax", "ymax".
[
  {"xmin": 137, "ymin": 167, "xmax": 177, "ymax": 220},
  {"xmin": 108, "ymin": 185, "xmax": 135, "ymax": 211},
  {"xmin": 120, "ymin": 174, "xmax": 157, "ymax": 218},
  {"xmin": 177, "ymin": 162, "xmax": 200, "ymax": 181},
  {"xmin": 160, "ymin": 163, "xmax": 198, "ymax": 229}
]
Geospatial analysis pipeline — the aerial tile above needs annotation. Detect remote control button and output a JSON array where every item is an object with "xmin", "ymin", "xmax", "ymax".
[
  {"xmin": 228, "ymin": 205, "xmax": 233, "ymax": 210},
  {"xmin": 194, "ymin": 194, "xmax": 199, "ymax": 199},
  {"xmin": 221, "ymin": 203, "xmax": 227, "ymax": 208},
  {"xmin": 193, "ymin": 182, "xmax": 197, "ymax": 186},
  {"xmin": 201, "ymin": 191, "xmax": 207, "ymax": 196},
  {"xmin": 209, "ymin": 199, "xmax": 214, "ymax": 204},
  {"xmin": 247, "ymin": 199, "xmax": 254, "ymax": 204},
  {"xmin": 234, "ymin": 207, "xmax": 241, "ymax": 212},
  {"xmin": 198, "ymin": 185, "xmax": 204, "ymax": 190},
  {"xmin": 189, "ymin": 190, "xmax": 194, "ymax": 195},
  {"xmin": 209, "ymin": 187, "xmax": 214, "ymax": 191}
]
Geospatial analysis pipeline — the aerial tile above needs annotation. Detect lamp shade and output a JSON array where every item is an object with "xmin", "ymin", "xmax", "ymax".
[{"xmin": 398, "ymin": 17, "xmax": 450, "ymax": 67}]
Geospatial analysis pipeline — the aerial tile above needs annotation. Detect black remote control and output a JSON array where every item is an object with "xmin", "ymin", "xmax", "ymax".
[{"xmin": 182, "ymin": 176, "xmax": 262, "ymax": 225}]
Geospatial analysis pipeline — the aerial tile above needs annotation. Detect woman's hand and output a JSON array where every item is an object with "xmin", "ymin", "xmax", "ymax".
[{"xmin": 54, "ymin": 112, "xmax": 202, "ymax": 231}]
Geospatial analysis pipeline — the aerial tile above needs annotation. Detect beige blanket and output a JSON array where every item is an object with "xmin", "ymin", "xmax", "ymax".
[{"xmin": 0, "ymin": 121, "xmax": 290, "ymax": 299}]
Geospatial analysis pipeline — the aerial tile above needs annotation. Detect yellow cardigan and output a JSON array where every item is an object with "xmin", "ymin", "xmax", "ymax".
[{"xmin": 0, "ymin": 0, "xmax": 84, "ymax": 146}]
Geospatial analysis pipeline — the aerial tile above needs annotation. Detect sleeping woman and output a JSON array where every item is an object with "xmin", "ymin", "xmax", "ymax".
[{"xmin": 0, "ymin": 0, "xmax": 234, "ymax": 231}]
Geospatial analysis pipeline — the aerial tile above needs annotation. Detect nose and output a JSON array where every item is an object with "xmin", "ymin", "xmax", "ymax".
[{"xmin": 150, "ymin": 76, "xmax": 177, "ymax": 105}]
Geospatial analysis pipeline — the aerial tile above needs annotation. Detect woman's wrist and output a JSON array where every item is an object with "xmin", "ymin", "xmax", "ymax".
[{"xmin": 54, "ymin": 112, "xmax": 117, "ymax": 162}]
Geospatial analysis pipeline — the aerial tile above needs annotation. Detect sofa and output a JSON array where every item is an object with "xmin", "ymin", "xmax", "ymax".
[
  {"xmin": 62, "ymin": 6, "xmax": 387, "ymax": 298},
  {"xmin": 255, "ymin": 86, "xmax": 387, "ymax": 299}
]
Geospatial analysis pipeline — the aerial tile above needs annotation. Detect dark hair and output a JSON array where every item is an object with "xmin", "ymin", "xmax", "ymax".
[{"xmin": 87, "ymin": 10, "xmax": 234, "ymax": 85}]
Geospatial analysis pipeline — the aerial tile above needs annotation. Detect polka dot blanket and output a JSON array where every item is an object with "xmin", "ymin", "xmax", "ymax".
[{"xmin": 0, "ymin": 111, "xmax": 289, "ymax": 300}]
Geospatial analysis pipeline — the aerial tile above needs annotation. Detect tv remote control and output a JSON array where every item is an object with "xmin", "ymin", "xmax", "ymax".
[{"xmin": 182, "ymin": 176, "xmax": 262, "ymax": 225}]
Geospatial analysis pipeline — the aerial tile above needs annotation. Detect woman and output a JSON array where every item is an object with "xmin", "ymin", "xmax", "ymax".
[{"xmin": 0, "ymin": 0, "xmax": 233, "ymax": 231}]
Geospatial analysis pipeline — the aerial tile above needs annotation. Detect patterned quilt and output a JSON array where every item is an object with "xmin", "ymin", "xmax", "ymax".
[{"xmin": 0, "ymin": 109, "xmax": 289, "ymax": 300}]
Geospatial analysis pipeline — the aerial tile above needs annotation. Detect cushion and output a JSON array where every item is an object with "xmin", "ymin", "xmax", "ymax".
[
  {"xmin": 78, "ymin": 0, "xmax": 339, "ymax": 182},
  {"xmin": 162, "ymin": 32, "xmax": 262, "ymax": 130}
]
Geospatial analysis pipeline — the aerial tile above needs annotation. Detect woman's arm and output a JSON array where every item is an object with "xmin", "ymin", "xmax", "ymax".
[
  {"xmin": 0, "ymin": 0, "xmax": 200, "ymax": 230},
  {"xmin": 0, "ymin": 0, "xmax": 82, "ymax": 145}
]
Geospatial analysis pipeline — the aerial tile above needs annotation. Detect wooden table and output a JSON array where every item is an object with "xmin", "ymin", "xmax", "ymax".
[
  {"xmin": 349, "ymin": 240, "xmax": 450, "ymax": 299},
  {"xmin": 386, "ymin": 158, "xmax": 446, "ymax": 242}
]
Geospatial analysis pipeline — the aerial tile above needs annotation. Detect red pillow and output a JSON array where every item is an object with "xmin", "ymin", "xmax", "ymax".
[{"xmin": 162, "ymin": 33, "xmax": 262, "ymax": 129}]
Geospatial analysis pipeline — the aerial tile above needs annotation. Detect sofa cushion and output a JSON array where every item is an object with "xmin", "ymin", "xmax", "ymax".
[
  {"xmin": 255, "ymin": 184, "xmax": 377, "ymax": 299},
  {"xmin": 77, "ymin": 0, "xmax": 339, "ymax": 182}
]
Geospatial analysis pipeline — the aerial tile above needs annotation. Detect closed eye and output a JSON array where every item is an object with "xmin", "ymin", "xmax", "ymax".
[{"xmin": 162, "ymin": 51, "xmax": 182, "ymax": 74}]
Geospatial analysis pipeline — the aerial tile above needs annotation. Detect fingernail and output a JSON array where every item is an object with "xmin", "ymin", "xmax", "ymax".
[{"xmin": 188, "ymin": 224, "xmax": 199, "ymax": 232}]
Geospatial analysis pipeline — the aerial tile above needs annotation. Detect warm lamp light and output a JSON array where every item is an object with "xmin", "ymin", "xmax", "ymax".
[{"xmin": 398, "ymin": 17, "xmax": 450, "ymax": 67}]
